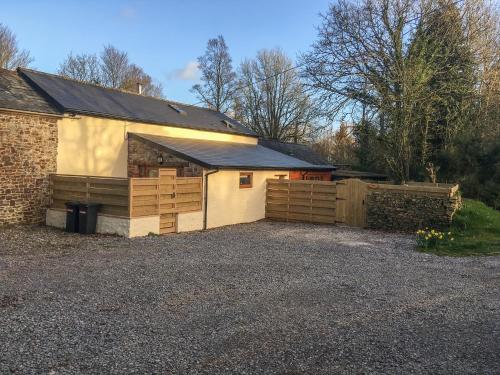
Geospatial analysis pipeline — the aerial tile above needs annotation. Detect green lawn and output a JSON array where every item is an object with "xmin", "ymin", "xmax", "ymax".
[{"xmin": 418, "ymin": 199, "xmax": 500, "ymax": 256}]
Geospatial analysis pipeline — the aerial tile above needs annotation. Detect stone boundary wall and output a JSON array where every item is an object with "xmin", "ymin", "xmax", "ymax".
[
  {"xmin": 366, "ymin": 187, "xmax": 461, "ymax": 231},
  {"xmin": 0, "ymin": 111, "xmax": 58, "ymax": 225}
]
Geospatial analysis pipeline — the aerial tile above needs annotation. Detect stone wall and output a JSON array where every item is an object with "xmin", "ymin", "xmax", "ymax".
[
  {"xmin": 0, "ymin": 111, "xmax": 58, "ymax": 225},
  {"xmin": 127, "ymin": 137, "xmax": 203, "ymax": 177},
  {"xmin": 366, "ymin": 189, "xmax": 461, "ymax": 231}
]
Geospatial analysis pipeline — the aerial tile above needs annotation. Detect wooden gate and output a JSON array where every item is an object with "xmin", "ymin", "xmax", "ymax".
[
  {"xmin": 335, "ymin": 178, "xmax": 368, "ymax": 227},
  {"xmin": 158, "ymin": 168, "xmax": 177, "ymax": 234}
]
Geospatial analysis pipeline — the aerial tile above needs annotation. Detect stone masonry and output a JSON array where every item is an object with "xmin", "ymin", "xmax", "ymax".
[
  {"xmin": 127, "ymin": 136, "xmax": 203, "ymax": 177},
  {"xmin": 366, "ymin": 189, "xmax": 461, "ymax": 231},
  {"xmin": 0, "ymin": 111, "xmax": 58, "ymax": 225}
]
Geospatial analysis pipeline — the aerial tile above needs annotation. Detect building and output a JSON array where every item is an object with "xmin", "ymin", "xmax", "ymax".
[
  {"xmin": 0, "ymin": 68, "xmax": 334, "ymax": 233},
  {"xmin": 258, "ymin": 139, "xmax": 334, "ymax": 181}
]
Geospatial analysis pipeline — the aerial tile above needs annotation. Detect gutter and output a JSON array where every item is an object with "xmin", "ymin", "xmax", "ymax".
[
  {"xmin": 203, "ymin": 169, "xmax": 219, "ymax": 230},
  {"xmin": 0, "ymin": 107, "xmax": 63, "ymax": 118}
]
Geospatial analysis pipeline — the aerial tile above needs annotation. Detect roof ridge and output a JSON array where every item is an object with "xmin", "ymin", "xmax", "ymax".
[
  {"xmin": 260, "ymin": 139, "xmax": 312, "ymax": 146},
  {"xmin": 17, "ymin": 67, "xmax": 214, "ymax": 112}
]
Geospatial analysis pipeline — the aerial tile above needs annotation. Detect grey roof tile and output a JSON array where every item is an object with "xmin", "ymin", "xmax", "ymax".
[
  {"xmin": 130, "ymin": 133, "xmax": 335, "ymax": 171},
  {"xmin": 0, "ymin": 69, "xmax": 60, "ymax": 115},
  {"xmin": 258, "ymin": 139, "xmax": 329, "ymax": 165},
  {"xmin": 19, "ymin": 68, "xmax": 255, "ymax": 137}
]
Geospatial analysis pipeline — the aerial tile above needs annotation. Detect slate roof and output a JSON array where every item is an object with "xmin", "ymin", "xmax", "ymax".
[
  {"xmin": 18, "ymin": 68, "xmax": 256, "ymax": 137},
  {"xmin": 130, "ymin": 133, "xmax": 335, "ymax": 171},
  {"xmin": 0, "ymin": 69, "xmax": 61, "ymax": 115},
  {"xmin": 258, "ymin": 139, "xmax": 329, "ymax": 165}
]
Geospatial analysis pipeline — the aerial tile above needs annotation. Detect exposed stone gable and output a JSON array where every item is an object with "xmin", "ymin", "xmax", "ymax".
[
  {"xmin": 0, "ymin": 111, "xmax": 58, "ymax": 225},
  {"xmin": 127, "ymin": 136, "xmax": 203, "ymax": 177}
]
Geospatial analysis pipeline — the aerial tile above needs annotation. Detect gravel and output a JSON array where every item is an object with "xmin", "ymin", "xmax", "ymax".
[{"xmin": 0, "ymin": 221, "xmax": 499, "ymax": 374}]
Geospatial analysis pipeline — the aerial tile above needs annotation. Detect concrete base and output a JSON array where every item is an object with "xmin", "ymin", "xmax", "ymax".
[{"xmin": 46, "ymin": 209, "xmax": 160, "ymax": 238}]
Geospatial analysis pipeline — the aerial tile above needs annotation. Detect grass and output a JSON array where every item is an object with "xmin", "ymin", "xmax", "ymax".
[{"xmin": 418, "ymin": 199, "xmax": 500, "ymax": 256}]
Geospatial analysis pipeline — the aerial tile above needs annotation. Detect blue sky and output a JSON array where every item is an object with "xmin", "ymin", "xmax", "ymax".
[{"xmin": 2, "ymin": 0, "xmax": 331, "ymax": 104}]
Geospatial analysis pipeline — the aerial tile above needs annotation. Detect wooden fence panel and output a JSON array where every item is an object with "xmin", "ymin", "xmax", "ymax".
[
  {"xmin": 50, "ymin": 173, "xmax": 203, "ymax": 228},
  {"xmin": 266, "ymin": 179, "xmax": 337, "ymax": 225},
  {"xmin": 176, "ymin": 177, "xmax": 203, "ymax": 213},
  {"xmin": 129, "ymin": 177, "xmax": 159, "ymax": 218},
  {"xmin": 50, "ymin": 175, "xmax": 129, "ymax": 217}
]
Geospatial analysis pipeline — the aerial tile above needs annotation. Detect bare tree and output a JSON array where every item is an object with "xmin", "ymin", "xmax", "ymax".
[
  {"xmin": 122, "ymin": 64, "xmax": 164, "ymax": 98},
  {"xmin": 463, "ymin": 0, "xmax": 500, "ymax": 138},
  {"xmin": 0, "ymin": 23, "xmax": 33, "ymax": 69},
  {"xmin": 191, "ymin": 35, "xmax": 236, "ymax": 113},
  {"xmin": 302, "ymin": 0, "xmax": 500, "ymax": 183},
  {"xmin": 301, "ymin": 0, "xmax": 441, "ymax": 182},
  {"xmin": 235, "ymin": 48, "xmax": 319, "ymax": 142},
  {"xmin": 313, "ymin": 123, "xmax": 358, "ymax": 164},
  {"xmin": 58, "ymin": 45, "xmax": 163, "ymax": 98},
  {"xmin": 100, "ymin": 45, "xmax": 130, "ymax": 89},
  {"xmin": 58, "ymin": 53, "xmax": 101, "ymax": 83}
]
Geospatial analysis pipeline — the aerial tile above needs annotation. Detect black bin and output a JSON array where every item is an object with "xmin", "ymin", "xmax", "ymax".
[
  {"xmin": 64, "ymin": 202, "xmax": 80, "ymax": 233},
  {"xmin": 78, "ymin": 203, "xmax": 101, "ymax": 234}
]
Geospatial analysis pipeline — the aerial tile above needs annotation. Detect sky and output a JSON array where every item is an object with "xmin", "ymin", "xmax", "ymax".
[{"xmin": 2, "ymin": 0, "xmax": 331, "ymax": 104}]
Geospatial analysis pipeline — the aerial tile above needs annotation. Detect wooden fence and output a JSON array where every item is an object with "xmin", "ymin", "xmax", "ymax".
[
  {"xmin": 265, "ymin": 178, "xmax": 459, "ymax": 228},
  {"xmin": 266, "ymin": 179, "xmax": 337, "ymax": 224},
  {"xmin": 129, "ymin": 178, "xmax": 159, "ymax": 218},
  {"xmin": 50, "ymin": 172, "xmax": 203, "ymax": 221},
  {"xmin": 176, "ymin": 177, "xmax": 203, "ymax": 213},
  {"xmin": 50, "ymin": 175, "xmax": 130, "ymax": 217}
]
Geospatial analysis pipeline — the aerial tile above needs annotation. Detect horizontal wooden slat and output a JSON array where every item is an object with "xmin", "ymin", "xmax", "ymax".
[
  {"xmin": 177, "ymin": 187, "xmax": 202, "ymax": 194},
  {"xmin": 266, "ymin": 203, "xmax": 288, "ymax": 212},
  {"xmin": 88, "ymin": 178, "xmax": 128, "ymax": 186},
  {"xmin": 160, "ymin": 216, "xmax": 176, "ymax": 224},
  {"xmin": 176, "ymin": 194, "xmax": 201, "ymax": 203},
  {"xmin": 312, "ymin": 214, "xmax": 336, "ymax": 224},
  {"xmin": 85, "ymin": 196, "xmax": 128, "ymax": 207},
  {"xmin": 175, "ymin": 205, "xmax": 202, "ymax": 213},
  {"xmin": 177, "ymin": 177, "xmax": 202, "ymax": 184},
  {"xmin": 311, "ymin": 200, "xmax": 336, "ymax": 209},
  {"xmin": 131, "ymin": 189, "xmax": 158, "ymax": 197},
  {"xmin": 99, "ymin": 206, "xmax": 129, "ymax": 217},
  {"xmin": 132, "ymin": 206, "xmax": 158, "ymax": 217},
  {"xmin": 131, "ymin": 178, "xmax": 159, "ymax": 186},
  {"xmin": 89, "ymin": 187, "xmax": 128, "ymax": 197}
]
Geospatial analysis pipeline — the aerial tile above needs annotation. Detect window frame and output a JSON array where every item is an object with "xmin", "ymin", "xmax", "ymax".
[{"xmin": 239, "ymin": 172, "xmax": 253, "ymax": 189}]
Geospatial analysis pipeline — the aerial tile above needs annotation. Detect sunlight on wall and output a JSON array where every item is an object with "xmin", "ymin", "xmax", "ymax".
[
  {"xmin": 206, "ymin": 170, "xmax": 289, "ymax": 229},
  {"xmin": 57, "ymin": 115, "xmax": 257, "ymax": 177}
]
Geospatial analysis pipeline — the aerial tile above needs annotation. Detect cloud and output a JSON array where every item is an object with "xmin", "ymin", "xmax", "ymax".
[
  {"xmin": 119, "ymin": 5, "xmax": 136, "ymax": 19},
  {"xmin": 169, "ymin": 61, "xmax": 200, "ymax": 81}
]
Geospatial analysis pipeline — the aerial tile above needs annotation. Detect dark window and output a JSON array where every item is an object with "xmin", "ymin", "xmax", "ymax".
[{"xmin": 239, "ymin": 172, "xmax": 253, "ymax": 188}]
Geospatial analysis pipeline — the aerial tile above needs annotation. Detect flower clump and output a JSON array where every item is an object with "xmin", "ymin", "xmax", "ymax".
[{"xmin": 416, "ymin": 228, "xmax": 454, "ymax": 248}]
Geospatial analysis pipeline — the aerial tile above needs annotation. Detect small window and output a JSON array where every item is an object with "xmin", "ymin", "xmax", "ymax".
[{"xmin": 239, "ymin": 172, "xmax": 253, "ymax": 188}]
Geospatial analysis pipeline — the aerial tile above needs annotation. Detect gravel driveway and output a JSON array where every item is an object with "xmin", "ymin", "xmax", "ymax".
[{"xmin": 0, "ymin": 221, "xmax": 499, "ymax": 374}]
